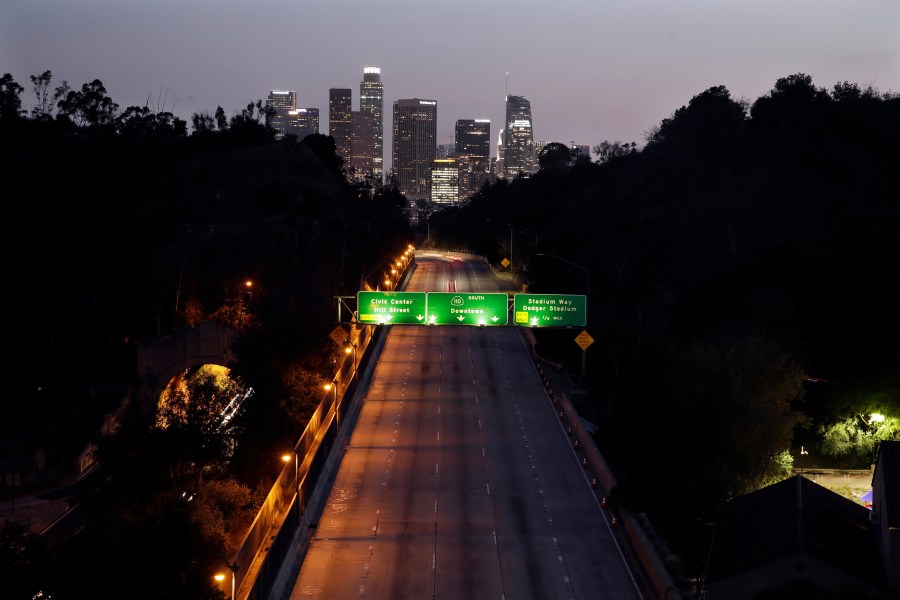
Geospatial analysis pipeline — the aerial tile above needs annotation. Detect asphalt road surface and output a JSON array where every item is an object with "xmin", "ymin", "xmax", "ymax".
[{"xmin": 289, "ymin": 253, "xmax": 640, "ymax": 599}]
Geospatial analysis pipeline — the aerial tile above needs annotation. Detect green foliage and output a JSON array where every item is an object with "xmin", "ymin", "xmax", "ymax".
[
  {"xmin": 3, "ymin": 69, "xmax": 412, "ymax": 598},
  {"xmin": 190, "ymin": 478, "xmax": 261, "ymax": 555},
  {"xmin": 820, "ymin": 414, "xmax": 900, "ymax": 464},
  {"xmin": 434, "ymin": 72, "xmax": 900, "ymax": 575},
  {"xmin": 280, "ymin": 363, "xmax": 329, "ymax": 429}
]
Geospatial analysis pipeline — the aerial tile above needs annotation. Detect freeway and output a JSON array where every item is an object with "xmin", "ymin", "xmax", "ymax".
[{"xmin": 288, "ymin": 252, "xmax": 640, "ymax": 599}]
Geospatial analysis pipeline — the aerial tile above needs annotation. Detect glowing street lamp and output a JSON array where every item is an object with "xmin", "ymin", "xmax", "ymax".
[
  {"xmin": 282, "ymin": 451, "xmax": 298, "ymax": 492},
  {"xmin": 214, "ymin": 561, "xmax": 238, "ymax": 600},
  {"xmin": 325, "ymin": 380, "xmax": 339, "ymax": 430},
  {"xmin": 345, "ymin": 343, "xmax": 358, "ymax": 376}
]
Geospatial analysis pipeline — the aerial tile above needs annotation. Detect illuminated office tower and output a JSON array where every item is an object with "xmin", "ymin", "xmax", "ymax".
[
  {"xmin": 329, "ymin": 88, "xmax": 352, "ymax": 163},
  {"xmin": 392, "ymin": 98, "xmax": 437, "ymax": 202},
  {"xmin": 285, "ymin": 108, "xmax": 319, "ymax": 141},
  {"xmin": 502, "ymin": 95, "xmax": 536, "ymax": 179},
  {"xmin": 430, "ymin": 158, "xmax": 459, "ymax": 206},
  {"xmin": 495, "ymin": 129, "xmax": 505, "ymax": 177},
  {"xmin": 359, "ymin": 66, "xmax": 384, "ymax": 180},
  {"xmin": 455, "ymin": 119, "xmax": 491, "ymax": 199},
  {"xmin": 350, "ymin": 110, "xmax": 374, "ymax": 179},
  {"xmin": 266, "ymin": 90, "xmax": 297, "ymax": 140}
]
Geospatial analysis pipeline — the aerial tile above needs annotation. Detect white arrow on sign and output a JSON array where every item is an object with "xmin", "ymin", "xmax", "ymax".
[
  {"xmin": 416, "ymin": 315, "xmax": 424, "ymax": 321},
  {"xmin": 457, "ymin": 316, "xmax": 466, "ymax": 322},
  {"xmin": 491, "ymin": 316, "xmax": 500, "ymax": 322}
]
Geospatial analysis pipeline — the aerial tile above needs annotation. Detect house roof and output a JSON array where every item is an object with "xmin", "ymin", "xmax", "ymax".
[
  {"xmin": 704, "ymin": 475, "xmax": 884, "ymax": 588},
  {"xmin": 873, "ymin": 440, "xmax": 900, "ymax": 529}
]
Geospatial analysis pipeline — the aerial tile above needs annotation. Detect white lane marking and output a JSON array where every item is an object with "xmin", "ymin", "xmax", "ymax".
[{"xmin": 486, "ymin": 483, "xmax": 491, "ymax": 495}]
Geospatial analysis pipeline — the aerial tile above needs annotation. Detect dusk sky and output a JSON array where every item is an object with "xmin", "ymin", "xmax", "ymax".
[{"xmin": 3, "ymin": 0, "xmax": 898, "ymax": 168}]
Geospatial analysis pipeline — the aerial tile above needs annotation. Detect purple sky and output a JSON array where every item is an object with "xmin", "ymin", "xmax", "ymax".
[{"xmin": 3, "ymin": 0, "xmax": 898, "ymax": 169}]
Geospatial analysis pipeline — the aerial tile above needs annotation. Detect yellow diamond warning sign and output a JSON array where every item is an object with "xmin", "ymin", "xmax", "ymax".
[{"xmin": 574, "ymin": 330, "xmax": 594, "ymax": 351}]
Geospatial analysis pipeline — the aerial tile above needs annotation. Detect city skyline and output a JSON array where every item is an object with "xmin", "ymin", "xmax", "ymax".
[{"xmin": 2, "ymin": 0, "xmax": 897, "ymax": 173}]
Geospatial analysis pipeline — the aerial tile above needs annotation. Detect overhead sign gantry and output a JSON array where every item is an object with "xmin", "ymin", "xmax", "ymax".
[{"xmin": 356, "ymin": 291, "xmax": 586, "ymax": 328}]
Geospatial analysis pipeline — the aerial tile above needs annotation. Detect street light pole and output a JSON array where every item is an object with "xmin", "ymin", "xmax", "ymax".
[
  {"xmin": 215, "ymin": 559, "xmax": 239, "ymax": 600},
  {"xmin": 345, "ymin": 342, "xmax": 358, "ymax": 378},
  {"xmin": 535, "ymin": 253, "xmax": 590, "ymax": 298},
  {"xmin": 282, "ymin": 451, "xmax": 299, "ymax": 492},
  {"xmin": 536, "ymin": 253, "xmax": 592, "ymax": 381},
  {"xmin": 488, "ymin": 218, "xmax": 514, "ymax": 272}
]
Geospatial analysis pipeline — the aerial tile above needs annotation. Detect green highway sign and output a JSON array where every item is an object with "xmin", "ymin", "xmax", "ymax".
[
  {"xmin": 513, "ymin": 294, "xmax": 587, "ymax": 327},
  {"xmin": 357, "ymin": 291, "xmax": 427, "ymax": 324},
  {"xmin": 426, "ymin": 292, "xmax": 509, "ymax": 326}
]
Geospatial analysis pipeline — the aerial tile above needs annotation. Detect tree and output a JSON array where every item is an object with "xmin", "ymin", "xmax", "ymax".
[
  {"xmin": 592, "ymin": 140, "xmax": 638, "ymax": 164},
  {"xmin": 0, "ymin": 73, "xmax": 25, "ymax": 122},
  {"xmin": 191, "ymin": 109, "xmax": 217, "ymax": 134},
  {"xmin": 229, "ymin": 100, "xmax": 275, "ymax": 142},
  {"xmin": 644, "ymin": 85, "xmax": 746, "ymax": 153},
  {"xmin": 56, "ymin": 79, "xmax": 119, "ymax": 127},
  {"xmin": 155, "ymin": 365, "xmax": 248, "ymax": 490},
  {"xmin": 214, "ymin": 105, "xmax": 229, "ymax": 131},
  {"xmin": 280, "ymin": 363, "xmax": 328, "ymax": 429},
  {"xmin": 820, "ymin": 413, "xmax": 900, "ymax": 465},
  {"xmin": 28, "ymin": 69, "xmax": 58, "ymax": 119},
  {"xmin": 118, "ymin": 105, "xmax": 187, "ymax": 137},
  {"xmin": 750, "ymin": 72, "xmax": 829, "ymax": 127},
  {"xmin": 537, "ymin": 141, "xmax": 577, "ymax": 172},
  {"xmin": 190, "ymin": 477, "xmax": 260, "ymax": 555}
]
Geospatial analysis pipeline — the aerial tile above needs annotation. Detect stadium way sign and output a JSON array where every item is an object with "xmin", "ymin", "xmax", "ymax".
[{"xmin": 513, "ymin": 294, "xmax": 586, "ymax": 327}]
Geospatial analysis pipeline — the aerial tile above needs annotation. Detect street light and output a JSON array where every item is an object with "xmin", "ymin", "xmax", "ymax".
[
  {"xmin": 487, "ymin": 218, "xmax": 514, "ymax": 272},
  {"xmin": 536, "ymin": 253, "xmax": 590, "ymax": 298},
  {"xmin": 214, "ymin": 560, "xmax": 238, "ymax": 600},
  {"xmin": 282, "ymin": 451, "xmax": 298, "ymax": 492},
  {"xmin": 344, "ymin": 342, "xmax": 358, "ymax": 377},
  {"xmin": 324, "ymin": 380, "xmax": 339, "ymax": 430}
]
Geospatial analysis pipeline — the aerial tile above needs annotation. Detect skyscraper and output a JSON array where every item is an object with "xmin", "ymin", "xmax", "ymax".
[
  {"xmin": 266, "ymin": 90, "xmax": 297, "ymax": 140},
  {"xmin": 285, "ymin": 108, "xmax": 319, "ymax": 141},
  {"xmin": 392, "ymin": 98, "xmax": 437, "ymax": 202},
  {"xmin": 502, "ymin": 95, "xmax": 536, "ymax": 179},
  {"xmin": 455, "ymin": 119, "xmax": 491, "ymax": 199},
  {"xmin": 359, "ymin": 66, "xmax": 384, "ymax": 181},
  {"xmin": 350, "ymin": 110, "xmax": 374, "ymax": 179},
  {"xmin": 430, "ymin": 158, "xmax": 459, "ymax": 206},
  {"xmin": 329, "ymin": 88, "xmax": 352, "ymax": 164}
]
